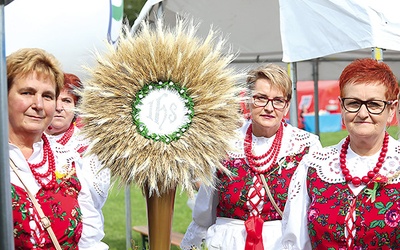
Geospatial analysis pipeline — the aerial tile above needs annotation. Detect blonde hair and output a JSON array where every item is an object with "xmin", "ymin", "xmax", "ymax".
[
  {"xmin": 7, "ymin": 48, "xmax": 64, "ymax": 97},
  {"xmin": 246, "ymin": 63, "xmax": 292, "ymax": 101}
]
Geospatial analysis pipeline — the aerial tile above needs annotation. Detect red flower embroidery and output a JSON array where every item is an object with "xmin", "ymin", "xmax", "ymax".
[{"xmin": 364, "ymin": 174, "xmax": 388, "ymax": 203}]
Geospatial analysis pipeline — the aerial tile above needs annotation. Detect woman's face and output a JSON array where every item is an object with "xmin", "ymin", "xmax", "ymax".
[
  {"xmin": 250, "ymin": 78, "xmax": 290, "ymax": 137},
  {"xmin": 46, "ymin": 88, "xmax": 76, "ymax": 135},
  {"xmin": 8, "ymin": 72, "xmax": 57, "ymax": 142},
  {"xmin": 341, "ymin": 83, "xmax": 397, "ymax": 140}
]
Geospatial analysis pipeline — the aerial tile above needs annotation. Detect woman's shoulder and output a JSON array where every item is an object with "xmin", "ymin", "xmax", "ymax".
[
  {"xmin": 282, "ymin": 124, "xmax": 322, "ymax": 155},
  {"xmin": 284, "ymin": 123, "xmax": 320, "ymax": 143}
]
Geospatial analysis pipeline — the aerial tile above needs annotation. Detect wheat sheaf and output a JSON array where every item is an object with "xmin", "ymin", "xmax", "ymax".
[{"xmin": 78, "ymin": 17, "xmax": 245, "ymax": 196}]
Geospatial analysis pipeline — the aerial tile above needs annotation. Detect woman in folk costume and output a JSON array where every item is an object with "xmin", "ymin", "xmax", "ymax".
[
  {"xmin": 8, "ymin": 48, "xmax": 105, "ymax": 249},
  {"xmin": 180, "ymin": 63, "xmax": 322, "ymax": 250},
  {"xmin": 46, "ymin": 73, "xmax": 89, "ymax": 155},
  {"xmin": 45, "ymin": 73, "xmax": 110, "ymax": 217},
  {"xmin": 280, "ymin": 58, "xmax": 400, "ymax": 249}
]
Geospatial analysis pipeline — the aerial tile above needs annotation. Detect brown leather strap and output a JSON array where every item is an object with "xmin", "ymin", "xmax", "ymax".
[
  {"xmin": 260, "ymin": 174, "xmax": 283, "ymax": 217},
  {"xmin": 10, "ymin": 158, "xmax": 62, "ymax": 250}
]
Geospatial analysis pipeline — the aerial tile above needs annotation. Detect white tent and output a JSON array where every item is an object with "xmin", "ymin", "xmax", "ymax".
[
  {"xmin": 280, "ymin": 0, "xmax": 400, "ymax": 62},
  {"xmin": 132, "ymin": 0, "xmax": 400, "ymax": 82}
]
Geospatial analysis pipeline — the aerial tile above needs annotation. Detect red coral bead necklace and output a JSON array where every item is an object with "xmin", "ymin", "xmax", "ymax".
[
  {"xmin": 28, "ymin": 134, "xmax": 56, "ymax": 190},
  {"xmin": 340, "ymin": 132, "xmax": 389, "ymax": 187},
  {"xmin": 57, "ymin": 122, "xmax": 74, "ymax": 146},
  {"xmin": 244, "ymin": 122, "xmax": 284, "ymax": 173}
]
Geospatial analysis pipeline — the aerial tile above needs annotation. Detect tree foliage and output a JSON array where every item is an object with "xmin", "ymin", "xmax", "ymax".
[{"xmin": 124, "ymin": 0, "xmax": 147, "ymax": 25}]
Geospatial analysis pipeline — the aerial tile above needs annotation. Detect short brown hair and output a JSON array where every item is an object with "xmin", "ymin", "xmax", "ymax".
[
  {"xmin": 7, "ymin": 48, "xmax": 64, "ymax": 97},
  {"xmin": 246, "ymin": 63, "xmax": 292, "ymax": 101}
]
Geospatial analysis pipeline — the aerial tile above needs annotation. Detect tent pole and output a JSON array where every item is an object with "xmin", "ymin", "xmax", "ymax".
[
  {"xmin": 312, "ymin": 58, "xmax": 320, "ymax": 136},
  {"xmin": 156, "ymin": 1, "xmax": 163, "ymax": 18},
  {"xmin": 287, "ymin": 62, "xmax": 298, "ymax": 127},
  {"xmin": 125, "ymin": 186, "xmax": 132, "ymax": 250},
  {"xmin": 0, "ymin": 1, "xmax": 15, "ymax": 249}
]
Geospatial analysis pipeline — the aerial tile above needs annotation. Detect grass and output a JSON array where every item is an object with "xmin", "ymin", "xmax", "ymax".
[
  {"xmin": 103, "ymin": 185, "xmax": 192, "ymax": 250},
  {"xmin": 102, "ymin": 126, "xmax": 399, "ymax": 250}
]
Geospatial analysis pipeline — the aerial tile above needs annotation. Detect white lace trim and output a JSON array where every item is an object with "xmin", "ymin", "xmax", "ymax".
[
  {"xmin": 307, "ymin": 136, "xmax": 400, "ymax": 184},
  {"xmin": 180, "ymin": 221, "xmax": 207, "ymax": 250},
  {"xmin": 47, "ymin": 128, "xmax": 111, "ymax": 205}
]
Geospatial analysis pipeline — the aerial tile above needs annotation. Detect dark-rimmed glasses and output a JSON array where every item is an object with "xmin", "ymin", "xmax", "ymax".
[
  {"xmin": 341, "ymin": 98, "xmax": 394, "ymax": 115},
  {"xmin": 252, "ymin": 95, "xmax": 288, "ymax": 110}
]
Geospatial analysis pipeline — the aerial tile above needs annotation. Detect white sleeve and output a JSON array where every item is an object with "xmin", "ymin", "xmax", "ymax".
[
  {"xmin": 280, "ymin": 158, "xmax": 312, "ymax": 250},
  {"xmin": 309, "ymin": 134, "xmax": 323, "ymax": 153},
  {"xmin": 76, "ymin": 160, "xmax": 109, "ymax": 250},
  {"xmin": 81, "ymin": 154, "xmax": 110, "ymax": 210},
  {"xmin": 180, "ymin": 184, "xmax": 218, "ymax": 250}
]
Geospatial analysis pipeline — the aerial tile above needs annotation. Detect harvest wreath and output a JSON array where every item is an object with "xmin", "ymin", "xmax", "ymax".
[{"xmin": 77, "ymin": 17, "xmax": 245, "ymax": 196}]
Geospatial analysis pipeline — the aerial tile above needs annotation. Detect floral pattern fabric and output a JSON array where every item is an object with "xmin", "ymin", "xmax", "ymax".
[
  {"xmin": 307, "ymin": 167, "xmax": 400, "ymax": 249},
  {"xmin": 217, "ymin": 149, "xmax": 309, "ymax": 221},
  {"xmin": 280, "ymin": 136, "xmax": 400, "ymax": 250},
  {"xmin": 12, "ymin": 166, "xmax": 83, "ymax": 249}
]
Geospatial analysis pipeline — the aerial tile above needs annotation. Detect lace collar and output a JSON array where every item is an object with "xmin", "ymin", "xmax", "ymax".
[{"xmin": 306, "ymin": 136, "xmax": 400, "ymax": 184}]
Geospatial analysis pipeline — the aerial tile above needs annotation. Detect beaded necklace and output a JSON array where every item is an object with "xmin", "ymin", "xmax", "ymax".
[
  {"xmin": 28, "ymin": 134, "xmax": 56, "ymax": 190},
  {"xmin": 244, "ymin": 123, "xmax": 283, "ymax": 173},
  {"xmin": 57, "ymin": 123, "xmax": 75, "ymax": 146},
  {"xmin": 340, "ymin": 132, "xmax": 389, "ymax": 187}
]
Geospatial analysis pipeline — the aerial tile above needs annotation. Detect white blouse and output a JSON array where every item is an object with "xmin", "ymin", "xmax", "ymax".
[{"xmin": 46, "ymin": 126, "xmax": 111, "ymax": 210}]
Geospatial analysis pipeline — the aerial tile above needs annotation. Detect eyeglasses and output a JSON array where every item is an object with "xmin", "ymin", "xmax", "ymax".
[
  {"xmin": 252, "ymin": 95, "xmax": 288, "ymax": 110},
  {"xmin": 341, "ymin": 98, "xmax": 394, "ymax": 115}
]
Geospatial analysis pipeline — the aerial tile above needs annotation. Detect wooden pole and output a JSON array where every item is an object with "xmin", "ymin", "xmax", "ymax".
[{"xmin": 145, "ymin": 186, "xmax": 176, "ymax": 250}]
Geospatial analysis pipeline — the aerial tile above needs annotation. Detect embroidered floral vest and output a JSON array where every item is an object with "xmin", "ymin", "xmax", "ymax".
[
  {"xmin": 216, "ymin": 148, "xmax": 309, "ymax": 221},
  {"xmin": 12, "ymin": 167, "xmax": 82, "ymax": 249},
  {"xmin": 306, "ymin": 167, "xmax": 400, "ymax": 249}
]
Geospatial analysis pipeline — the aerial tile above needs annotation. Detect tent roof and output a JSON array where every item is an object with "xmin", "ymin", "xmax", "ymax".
[
  {"xmin": 133, "ymin": 0, "xmax": 400, "ymax": 81},
  {"xmin": 280, "ymin": 0, "xmax": 400, "ymax": 62}
]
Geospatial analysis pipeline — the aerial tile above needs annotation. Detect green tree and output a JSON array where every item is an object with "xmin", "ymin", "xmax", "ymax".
[{"xmin": 124, "ymin": 0, "xmax": 147, "ymax": 24}]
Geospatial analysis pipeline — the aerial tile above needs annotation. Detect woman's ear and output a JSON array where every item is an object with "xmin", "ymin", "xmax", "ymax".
[
  {"xmin": 388, "ymin": 100, "xmax": 399, "ymax": 125},
  {"xmin": 284, "ymin": 102, "xmax": 291, "ymax": 116}
]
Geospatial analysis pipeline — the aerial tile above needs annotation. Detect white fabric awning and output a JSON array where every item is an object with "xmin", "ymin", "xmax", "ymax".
[{"xmin": 279, "ymin": 0, "xmax": 400, "ymax": 62}]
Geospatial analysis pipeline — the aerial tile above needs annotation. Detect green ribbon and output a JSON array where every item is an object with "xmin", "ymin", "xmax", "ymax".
[{"xmin": 364, "ymin": 182, "xmax": 379, "ymax": 203}]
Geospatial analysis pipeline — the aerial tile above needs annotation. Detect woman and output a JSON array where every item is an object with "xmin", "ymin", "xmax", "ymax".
[
  {"xmin": 180, "ymin": 64, "xmax": 321, "ymax": 250},
  {"xmin": 8, "ymin": 48, "xmax": 106, "ymax": 249},
  {"xmin": 45, "ymin": 73, "xmax": 110, "ymax": 211},
  {"xmin": 281, "ymin": 58, "xmax": 400, "ymax": 249},
  {"xmin": 46, "ymin": 73, "xmax": 89, "ymax": 155},
  {"xmin": 45, "ymin": 73, "xmax": 110, "ymax": 248}
]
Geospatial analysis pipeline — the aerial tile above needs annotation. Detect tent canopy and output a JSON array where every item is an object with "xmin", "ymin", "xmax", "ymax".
[
  {"xmin": 132, "ymin": 0, "xmax": 400, "ymax": 81},
  {"xmin": 279, "ymin": 0, "xmax": 400, "ymax": 62}
]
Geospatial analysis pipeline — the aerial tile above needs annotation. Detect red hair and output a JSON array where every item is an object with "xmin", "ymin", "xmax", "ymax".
[
  {"xmin": 63, "ymin": 73, "xmax": 82, "ymax": 104},
  {"xmin": 339, "ymin": 58, "xmax": 399, "ymax": 100}
]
